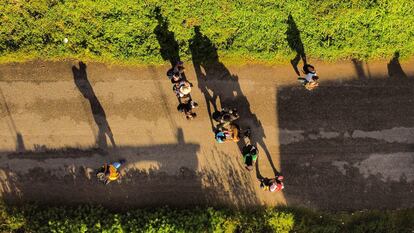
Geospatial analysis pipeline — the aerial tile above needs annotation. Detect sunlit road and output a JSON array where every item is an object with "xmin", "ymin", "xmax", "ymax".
[{"xmin": 0, "ymin": 59, "xmax": 413, "ymax": 210}]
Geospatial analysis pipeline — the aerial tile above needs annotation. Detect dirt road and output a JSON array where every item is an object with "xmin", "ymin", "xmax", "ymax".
[{"xmin": 0, "ymin": 58, "xmax": 413, "ymax": 210}]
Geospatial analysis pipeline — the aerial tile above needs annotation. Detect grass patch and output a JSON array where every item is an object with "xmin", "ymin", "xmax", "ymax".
[
  {"xmin": 1, "ymin": 203, "xmax": 413, "ymax": 233},
  {"xmin": 1, "ymin": 0, "xmax": 414, "ymax": 64}
]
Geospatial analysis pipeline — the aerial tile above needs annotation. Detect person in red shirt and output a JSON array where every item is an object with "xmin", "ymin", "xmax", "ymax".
[{"xmin": 260, "ymin": 175, "xmax": 284, "ymax": 192}]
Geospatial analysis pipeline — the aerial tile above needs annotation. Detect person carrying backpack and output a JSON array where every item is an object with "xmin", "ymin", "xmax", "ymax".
[
  {"xmin": 167, "ymin": 61, "xmax": 185, "ymax": 80},
  {"xmin": 213, "ymin": 107, "xmax": 240, "ymax": 130},
  {"xmin": 259, "ymin": 175, "xmax": 284, "ymax": 192},
  {"xmin": 96, "ymin": 160, "xmax": 124, "ymax": 185},
  {"xmin": 177, "ymin": 99, "xmax": 198, "ymax": 120},
  {"xmin": 171, "ymin": 71, "xmax": 183, "ymax": 85},
  {"xmin": 242, "ymin": 144, "xmax": 258, "ymax": 171},
  {"xmin": 215, "ymin": 123, "xmax": 240, "ymax": 143}
]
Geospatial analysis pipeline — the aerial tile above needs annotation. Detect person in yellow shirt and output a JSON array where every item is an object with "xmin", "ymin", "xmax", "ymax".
[{"xmin": 96, "ymin": 161, "xmax": 123, "ymax": 185}]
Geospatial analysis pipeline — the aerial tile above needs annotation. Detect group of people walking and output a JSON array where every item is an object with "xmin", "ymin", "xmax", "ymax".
[
  {"xmin": 212, "ymin": 106, "xmax": 284, "ymax": 193},
  {"xmin": 95, "ymin": 61, "xmax": 320, "ymax": 192},
  {"xmin": 168, "ymin": 61, "xmax": 287, "ymax": 193},
  {"xmin": 168, "ymin": 61, "xmax": 199, "ymax": 120}
]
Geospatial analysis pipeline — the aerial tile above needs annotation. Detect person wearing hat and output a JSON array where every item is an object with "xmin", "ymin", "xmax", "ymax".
[
  {"xmin": 242, "ymin": 144, "xmax": 258, "ymax": 171},
  {"xmin": 174, "ymin": 80, "xmax": 193, "ymax": 98},
  {"xmin": 260, "ymin": 175, "xmax": 284, "ymax": 192}
]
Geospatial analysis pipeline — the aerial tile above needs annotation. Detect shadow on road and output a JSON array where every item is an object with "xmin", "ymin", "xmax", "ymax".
[
  {"xmin": 388, "ymin": 51, "xmax": 408, "ymax": 79},
  {"xmin": 0, "ymin": 128, "xmax": 259, "ymax": 209},
  {"xmin": 72, "ymin": 62, "xmax": 116, "ymax": 151},
  {"xmin": 277, "ymin": 67, "xmax": 414, "ymax": 210},
  {"xmin": 0, "ymin": 87, "xmax": 25, "ymax": 153},
  {"xmin": 189, "ymin": 26, "xmax": 280, "ymax": 176},
  {"xmin": 286, "ymin": 14, "xmax": 307, "ymax": 76},
  {"xmin": 352, "ymin": 58, "xmax": 370, "ymax": 80}
]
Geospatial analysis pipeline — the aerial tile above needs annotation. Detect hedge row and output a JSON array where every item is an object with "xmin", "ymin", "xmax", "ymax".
[
  {"xmin": 1, "ymin": 204, "xmax": 413, "ymax": 233},
  {"xmin": 1, "ymin": 0, "xmax": 414, "ymax": 64}
]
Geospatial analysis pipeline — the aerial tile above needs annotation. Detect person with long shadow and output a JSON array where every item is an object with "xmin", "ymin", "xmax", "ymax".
[
  {"xmin": 189, "ymin": 26, "xmax": 231, "ymax": 130},
  {"xmin": 286, "ymin": 14, "xmax": 307, "ymax": 76},
  {"xmin": 255, "ymin": 157, "xmax": 284, "ymax": 192},
  {"xmin": 189, "ymin": 26, "xmax": 279, "ymax": 176},
  {"xmin": 153, "ymin": 8, "xmax": 199, "ymax": 118},
  {"xmin": 72, "ymin": 61, "xmax": 116, "ymax": 151}
]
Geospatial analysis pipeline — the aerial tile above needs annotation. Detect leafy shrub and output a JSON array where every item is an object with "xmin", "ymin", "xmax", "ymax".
[
  {"xmin": 1, "ymin": 203, "xmax": 413, "ymax": 233},
  {"xmin": 1, "ymin": 0, "xmax": 414, "ymax": 64}
]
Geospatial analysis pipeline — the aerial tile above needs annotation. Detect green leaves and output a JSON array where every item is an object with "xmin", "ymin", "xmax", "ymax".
[
  {"xmin": 1, "ymin": 0, "xmax": 414, "ymax": 63},
  {"xmin": 0, "ymin": 203, "xmax": 413, "ymax": 233}
]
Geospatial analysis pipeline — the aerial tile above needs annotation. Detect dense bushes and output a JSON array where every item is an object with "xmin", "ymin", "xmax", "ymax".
[
  {"xmin": 1, "ymin": 203, "xmax": 413, "ymax": 233},
  {"xmin": 1, "ymin": 0, "xmax": 414, "ymax": 64}
]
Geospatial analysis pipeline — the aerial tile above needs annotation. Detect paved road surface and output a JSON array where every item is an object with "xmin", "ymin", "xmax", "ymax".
[{"xmin": 0, "ymin": 59, "xmax": 413, "ymax": 210}]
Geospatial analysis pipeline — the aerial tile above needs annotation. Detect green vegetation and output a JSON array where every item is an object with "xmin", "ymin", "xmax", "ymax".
[
  {"xmin": 1, "ymin": 0, "xmax": 414, "ymax": 64},
  {"xmin": 0, "ymin": 204, "xmax": 413, "ymax": 233}
]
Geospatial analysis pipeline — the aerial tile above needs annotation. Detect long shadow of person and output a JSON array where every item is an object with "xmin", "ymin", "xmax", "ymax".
[
  {"xmin": 387, "ymin": 51, "xmax": 408, "ymax": 79},
  {"xmin": 352, "ymin": 58, "xmax": 368, "ymax": 80},
  {"xmin": 286, "ymin": 14, "xmax": 307, "ymax": 76},
  {"xmin": 189, "ymin": 26, "xmax": 280, "ymax": 175},
  {"xmin": 153, "ymin": 7, "xmax": 180, "ymax": 67},
  {"xmin": 189, "ymin": 26, "xmax": 225, "ymax": 130},
  {"xmin": 72, "ymin": 61, "xmax": 116, "ymax": 151},
  {"xmin": 153, "ymin": 7, "xmax": 193, "ymax": 108}
]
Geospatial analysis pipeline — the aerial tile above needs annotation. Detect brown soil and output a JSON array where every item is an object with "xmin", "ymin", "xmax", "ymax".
[{"xmin": 0, "ymin": 58, "xmax": 413, "ymax": 210}]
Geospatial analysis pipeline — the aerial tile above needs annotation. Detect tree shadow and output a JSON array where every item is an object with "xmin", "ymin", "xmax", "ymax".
[
  {"xmin": 72, "ymin": 62, "xmax": 116, "ymax": 151},
  {"xmin": 286, "ymin": 14, "xmax": 307, "ymax": 76},
  {"xmin": 277, "ymin": 76, "xmax": 414, "ymax": 210},
  {"xmin": 153, "ymin": 7, "xmax": 180, "ymax": 67},
  {"xmin": 388, "ymin": 51, "xmax": 408, "ymax": 79},
  {"xmin": 189, "ymin": 26, "xmax": 280, "ymax": 176},
  {"xmin": 0, "ymin": 128, "xmax": 259, "ymax": 210}
]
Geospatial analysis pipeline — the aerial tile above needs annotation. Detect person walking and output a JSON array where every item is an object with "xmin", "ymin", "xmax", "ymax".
[
  {"xmin": 174, "ymin": 80, "xmax": 193, "ymax": 98},
  {"xmin": 96, "ymin": 160, "xmax": 124, "ymax": 185},
  {"xmin": 242, "ymin": 144, "xmax": 258, "ymax": 171},
  {"xmin": 215, "ymin": 123, "xmax": 240, "ymax": 143},
  {"xmin": 259, "ymin": 175, "xmax": 284, "ymax": 192},
  {"xmin": 213, "ymin": 107, "xmax": 239, "ymax": 130},
  {"xmin": 298, "ymin": 64, "xmax": 319, "ymax": 90},
  {"xmin": 177, "ymin": 99, "xmax": 198, "ymax": 120},
  {"xmin": 167, "ymin": 61, "xmax": 185, "ymax": 80}
]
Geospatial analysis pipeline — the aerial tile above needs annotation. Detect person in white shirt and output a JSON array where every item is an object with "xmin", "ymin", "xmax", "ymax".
[
  {"xmin": 174, "ymin": 80, "xmax": 192, "ymax": 98},
  {"xmin": 298, "ymin": 64, "xmax": 319, "ymax": 90}
]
